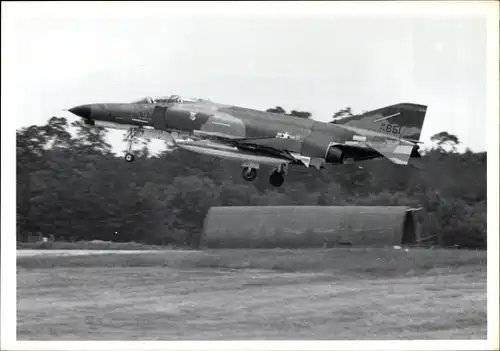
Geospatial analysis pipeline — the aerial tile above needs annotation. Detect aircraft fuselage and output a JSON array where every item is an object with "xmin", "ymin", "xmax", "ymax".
[{"xmin": 69, "ymin": 96, "xmax": 425, "ymax": 186}]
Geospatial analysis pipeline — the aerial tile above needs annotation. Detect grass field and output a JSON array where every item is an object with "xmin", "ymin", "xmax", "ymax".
[{"xmin": 17, "ymin": 248, "xmax": 487, "ymax": 340}]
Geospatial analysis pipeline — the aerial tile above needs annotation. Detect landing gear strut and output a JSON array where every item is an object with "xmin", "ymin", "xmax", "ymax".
[
  {"xmin": 124, "ymin": 128, "xmax": 137, "ymax": 162},
  {"xmin": 242, "ymin": 167, "xmax": 258, "ymax": 181}
]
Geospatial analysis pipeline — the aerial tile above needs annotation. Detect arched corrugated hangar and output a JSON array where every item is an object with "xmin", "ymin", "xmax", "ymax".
[{"xmin": 201, "ymin": 206, "xmax": 422, "ymax": 249}]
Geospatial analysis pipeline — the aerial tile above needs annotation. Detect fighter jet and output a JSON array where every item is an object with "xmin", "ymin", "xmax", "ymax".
[{"xmin": 68, "ymin": 94, "xmax": 427, "ymax": 187}]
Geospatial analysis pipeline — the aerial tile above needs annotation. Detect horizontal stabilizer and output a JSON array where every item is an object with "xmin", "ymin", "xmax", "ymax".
[{"xmin": 365, "ymin": 140, "xmax": 416, "ymax": 165}]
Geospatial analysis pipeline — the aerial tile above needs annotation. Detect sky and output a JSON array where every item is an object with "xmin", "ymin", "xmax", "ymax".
[{"xmin": 3, "ymin": 2, "xmax": 491, "ymax": 154}]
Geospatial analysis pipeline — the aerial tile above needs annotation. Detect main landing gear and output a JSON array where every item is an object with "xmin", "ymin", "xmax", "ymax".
[
  {"xmin": 241, "ymin": 163, "xmax": 287, "ymax": 187},
  {"xmin": 269, "ymin": 169, "xmax": 285, "ymax": 187},
  {"xmin": 242, "ymin": 167, "xmax": 258, "ymax": 181}
]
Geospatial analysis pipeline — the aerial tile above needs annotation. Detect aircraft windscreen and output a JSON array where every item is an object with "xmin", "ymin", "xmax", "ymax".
[
  {"xmin": 131, "ymin": 97, "xmax": 155, "ymax": 104},
  {"xmin": 154, "ymin": 95, "xmax": 183, "ymax": 103},
  {"xmin": 131, "ymin": 95, "xmax": 196, "ymax": 104}
]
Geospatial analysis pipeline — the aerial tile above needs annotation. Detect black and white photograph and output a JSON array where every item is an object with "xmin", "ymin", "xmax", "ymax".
[{"xmin": 2, "ymin": 1, "xmax": 499, "ymax": 350}]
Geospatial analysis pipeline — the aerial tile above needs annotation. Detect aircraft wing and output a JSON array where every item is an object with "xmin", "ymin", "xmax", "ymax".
[
  {"xmin": 192, "ymin": 130, "xmax": 285, "ymax": 143},
  {"xmin": 192, "ymin": 130, "xmax": 299, "ymax": 162}
]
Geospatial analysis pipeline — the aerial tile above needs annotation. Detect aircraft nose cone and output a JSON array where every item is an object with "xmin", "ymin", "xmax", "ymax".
[{"xmin": 69, "ymin": 104, "xmax": 92, "ymax": 119}]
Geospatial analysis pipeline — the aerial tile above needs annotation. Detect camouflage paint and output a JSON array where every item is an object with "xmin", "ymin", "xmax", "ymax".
[{"xmin": 69, "ymin": 98, "xmax": 427, "ymax": 167}]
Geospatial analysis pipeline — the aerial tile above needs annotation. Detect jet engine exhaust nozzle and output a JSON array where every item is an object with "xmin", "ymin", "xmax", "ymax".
[{"xmin": 325, "ymin": 145, "xmax": 344, "ymax": 164}]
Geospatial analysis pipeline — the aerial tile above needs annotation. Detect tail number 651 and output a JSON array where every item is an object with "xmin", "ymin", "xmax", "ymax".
[{"xmin": 380, "ymin": 123, "xmax": 401, "ymax": 134}]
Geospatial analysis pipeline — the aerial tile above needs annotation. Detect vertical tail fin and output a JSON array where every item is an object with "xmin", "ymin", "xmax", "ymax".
[{"xmin": 333, "ymin": 103, "xmax": 428, "ymax": 142}]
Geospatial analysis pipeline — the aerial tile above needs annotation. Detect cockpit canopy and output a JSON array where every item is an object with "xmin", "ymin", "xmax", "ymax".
[
  {"xmin": 154, "ymin": 95, "xmax": 183, "ymax": 103},
  {"xmin": 131, "ymin": 97, "xmax": 156, "ymax": 104},
  {"xmin": 131, "ymin": 94, "xmax": 202, "ymax": 104}
]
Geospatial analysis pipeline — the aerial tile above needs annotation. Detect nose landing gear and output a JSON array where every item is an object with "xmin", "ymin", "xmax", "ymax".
[
  {"xmin": 124, "ymin": 128, "xmax": 137, "ymax": 162},
  {"xmin": 125, "ymin": 153, "xmax": 135, "ymax": 162}
]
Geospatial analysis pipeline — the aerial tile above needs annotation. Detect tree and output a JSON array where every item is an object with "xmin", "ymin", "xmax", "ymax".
[
  {"xmin": 71, "ymin": 121, "xmax": 112, "ymax": 155},
  {"xmin": 331, "ymin": 107, "xmax": 354, "ymax": 122},
  {"xmin": 15, "ymin": 110, "xmax": 486, "ymax": 249},
  {"xmin": 266, "ymin": 106, "xmax": 312, "ymax": 119},
  {"xmin": 266, "ymin": 106, "xmax": 286, "ymax": 114},
  {"xmin": 16, "ymin": 125, "xmax": 50, "ymax": 241},
  {"xmin": 289, "ymin": 110, "xmax": 311, "ymax": 119},
  {"xmin": 43, "ymin": 117, "xmax": 73, "ymax": 149},
  {"xmin": 431, "ymin": 131, "xmax": 460, "ymax": 152}
]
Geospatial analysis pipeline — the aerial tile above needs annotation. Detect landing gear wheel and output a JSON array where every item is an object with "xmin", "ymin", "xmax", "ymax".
[
  {"xmin": 242, "ymin": 167, "xmax": 258, "ymax": 181},
  {"xmin": 125, "ymin": 153, "xmax": 135, "ymax": 162},
  {"xmin": 124, "ymin": 128, "xmax": 137, "ymax": 162},
  {"xmin": 269, "ymin": 171, "xmax": 285, "ymax": 187}
]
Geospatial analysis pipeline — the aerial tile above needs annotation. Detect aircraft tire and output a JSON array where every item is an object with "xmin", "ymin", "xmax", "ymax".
[
  {"xmin": 269, "ymin": 171, "xmax": 284, "ymax": 187},
  {"xmin": 242, "ymin": 167, "xmax": 258, "ymax": 181},
  {"xmin": 125, "ymin": 153, "xmax": 135, "ymax": 162}
]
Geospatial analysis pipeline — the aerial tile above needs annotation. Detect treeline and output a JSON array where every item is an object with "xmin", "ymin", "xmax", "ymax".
[{"xmin": 16, "ymin": 109, "xmax": 487, "ymax": 249}]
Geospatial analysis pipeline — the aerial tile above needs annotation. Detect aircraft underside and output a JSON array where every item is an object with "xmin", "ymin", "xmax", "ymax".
[
  {"xmin": 87, "ymin": 119, "xmax": 416, "ymax": 188},
  {"xmin": 115, "ymin": 123, "xmax": 317, "ymax": 187}
]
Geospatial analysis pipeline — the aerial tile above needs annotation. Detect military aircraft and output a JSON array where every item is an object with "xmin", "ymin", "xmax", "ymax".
[{"xmin": 68, "ymin": 94, "xmax": 427, "ymax": 187}]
